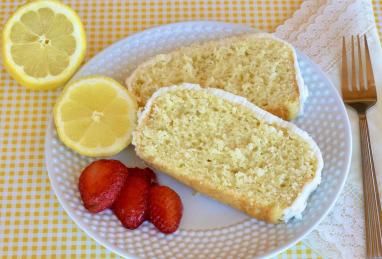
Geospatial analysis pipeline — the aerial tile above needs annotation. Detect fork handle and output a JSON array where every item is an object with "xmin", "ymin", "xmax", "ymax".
[{"xmin": 359, "ymin": 113, "xmax": 382, "ymax": 259}]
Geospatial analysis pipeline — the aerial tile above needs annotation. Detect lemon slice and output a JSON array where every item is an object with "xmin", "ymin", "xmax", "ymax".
[
  {"xmin": 2, "ymin": 0, "xmax": 86, "ymax": 90},
  {"xmin": 54, "ymin": 76, "xmax": 137, "ymax": 157}
]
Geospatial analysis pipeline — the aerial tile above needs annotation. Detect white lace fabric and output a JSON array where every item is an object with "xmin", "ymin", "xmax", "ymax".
[
  {"xmin": 274, "ymin": 0, "xmax": 382, "ymax": 258},
  {"xmin": 276, "ymin": 0, "xmax": 376, "ymax": 73}
]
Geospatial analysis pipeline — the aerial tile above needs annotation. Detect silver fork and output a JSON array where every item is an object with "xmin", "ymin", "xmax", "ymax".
[{"xmin": 342, "ymin": 35, "xmax": 382, "ymax": 259}]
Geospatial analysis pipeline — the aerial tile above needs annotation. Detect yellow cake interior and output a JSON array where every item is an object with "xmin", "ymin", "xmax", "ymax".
[
  {"xmin": 134, "ymin": 86, "xmax": 320, "ymax": 222},
  {"xmin": 128, "ymin": 34, "xmax": 302, "ymax": 120}
]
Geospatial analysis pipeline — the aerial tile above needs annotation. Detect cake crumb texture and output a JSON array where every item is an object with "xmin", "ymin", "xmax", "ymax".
[
  {"xmin": 133, "ymin": 86, "xmax": 320, "ymax": 223},
  {"xmin": 127, "ymin": 34, "xmax": 302, "ymax": 120}
]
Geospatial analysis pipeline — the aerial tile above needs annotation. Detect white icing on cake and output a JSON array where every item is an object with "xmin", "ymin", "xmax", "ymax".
[
  {"xmin": 128, "ymin": 32, "xmax": 308, "ymax": 117},
  {"xmin": 239, "ymin": 32, "xmax": 308, "ymax": 115},
  {"xmin": 135, "ymin": 83, "xmax": 323, "ymax": 222},
  {"xmin": 267, "ymin": 32, "xmax": 308, "ymax": 114},
  {"xmin": 294, "ymin": 51, "xmax": 308, "ymax": 113}
]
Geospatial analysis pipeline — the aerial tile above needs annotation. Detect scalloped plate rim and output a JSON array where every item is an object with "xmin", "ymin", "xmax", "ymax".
[{"xmin": 45, "ymin": 21, "xmax": 352, "ymax": 259}]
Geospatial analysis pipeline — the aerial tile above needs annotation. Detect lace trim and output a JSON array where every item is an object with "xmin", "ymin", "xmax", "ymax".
[
  {"xmin": 274, "ymin": 0, "xmax": 379, "ymax": 258},
  {"xmin": 304, "ymin": 184, "xmax": 365, "ymax": 259},
  {"xmin": 275, "ymin": 0, "xmax": 376, "ymax": 73}
]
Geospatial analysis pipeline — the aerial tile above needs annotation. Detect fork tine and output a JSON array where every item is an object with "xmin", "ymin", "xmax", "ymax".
[
  {"xmin": 357, "ymin": 35, "xmax": 365, "ymax": 91},
  {"xmin": 341, "ymin": 37, "xmax": 349, "ymax": 95},
  {"xmin": 364, "ymin": 35, "xmax": 377, "ymax": 95},
  {"xmin": 351, "ymin": 35, "xmax": 358, "ymax": 91}
]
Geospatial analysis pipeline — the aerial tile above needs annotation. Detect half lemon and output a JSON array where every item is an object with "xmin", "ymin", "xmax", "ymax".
[
  {"xmin": 54, "ymin": 76, "xmax": 137, "ymax": 157},
  {"xmin": 2, "ymin": 0, "xmax": 86, "ymax": 90}
]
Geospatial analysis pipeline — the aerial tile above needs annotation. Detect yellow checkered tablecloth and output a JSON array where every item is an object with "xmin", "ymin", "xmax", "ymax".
[{"xmin": 1, "ymin": 1, "xmax": 381, "ymax": 258}]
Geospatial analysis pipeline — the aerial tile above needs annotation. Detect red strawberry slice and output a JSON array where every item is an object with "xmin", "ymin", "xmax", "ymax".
[
  {"xmin": 78, "ymin": 159, "xmax": 128, "ymax": 213},
  {"xmin": 113, "ymin": 175, "xmax": 150, "ymax": 229},
  {"xmin": 148, "ymin": 185, "xmax": 183, "ymax": 234},
  {"xmin": 127, "ymin": 167, "xmax": 158, "ymax": 220},
  {"xmin": 129, "ymin": 167, "xmax": 157, "ymax": 185}
]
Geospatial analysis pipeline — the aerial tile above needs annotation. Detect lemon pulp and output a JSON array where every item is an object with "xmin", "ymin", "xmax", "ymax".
[
  {"xmin": 54, "ymin": 76, "xmax": 137, "ymax": 157},
  {"xmin": 2, "ymin": 0, "xmax": 86, "ymax": 90}
]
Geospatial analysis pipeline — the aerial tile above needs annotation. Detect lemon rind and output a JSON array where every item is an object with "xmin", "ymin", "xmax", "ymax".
[
  {"xmin": 2, "ymin": 0, "xmax": 87, "ymax": 90},
  {"xmin": 54, "ymin": 76, "xmax": 137, "ymax": 157}
]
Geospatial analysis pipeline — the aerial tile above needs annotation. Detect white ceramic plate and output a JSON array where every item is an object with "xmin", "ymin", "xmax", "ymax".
[{"xmin": 45, "ymin": 21, "xmax": 352, "ymax": 258}]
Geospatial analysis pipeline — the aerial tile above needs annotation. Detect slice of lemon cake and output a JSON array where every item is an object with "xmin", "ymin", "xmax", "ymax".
[
  {"xmin": 126, "ymin": 33, "xmax": 306, "ymax": 120},
  {"xmin": 133, "ymin": 84, "xmax": 323, "ymax": 223}
]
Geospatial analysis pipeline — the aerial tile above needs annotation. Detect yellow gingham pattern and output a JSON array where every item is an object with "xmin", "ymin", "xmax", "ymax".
[{"xmin": 0, "ymin": 0, "xmax": 380, "ymax": 258}]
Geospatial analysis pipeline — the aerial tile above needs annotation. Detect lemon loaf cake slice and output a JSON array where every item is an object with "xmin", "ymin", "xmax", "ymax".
[
  {"xmin": 126, "ymin": 33, "xmax": 306, "ymax": 120},
  {"xmin": 133, "ymin": 84, "xmax": 323, "ymax": 224}
]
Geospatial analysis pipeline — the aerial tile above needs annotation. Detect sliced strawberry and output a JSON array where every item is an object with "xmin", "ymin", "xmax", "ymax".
[
  {"xmin": 113, "ymin": 175, "xmax": 150, "ymax": 229},
  {"xmin": 78, "ymin": 159, "xmax": 128, "ymax": 213},
  {"xmin": 129, "ymin": 167, "xmax": 157, "ymax": 185},
  {"xmin": 148, "ymin": 185, "xmax": 183, "ymax": 234}
]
